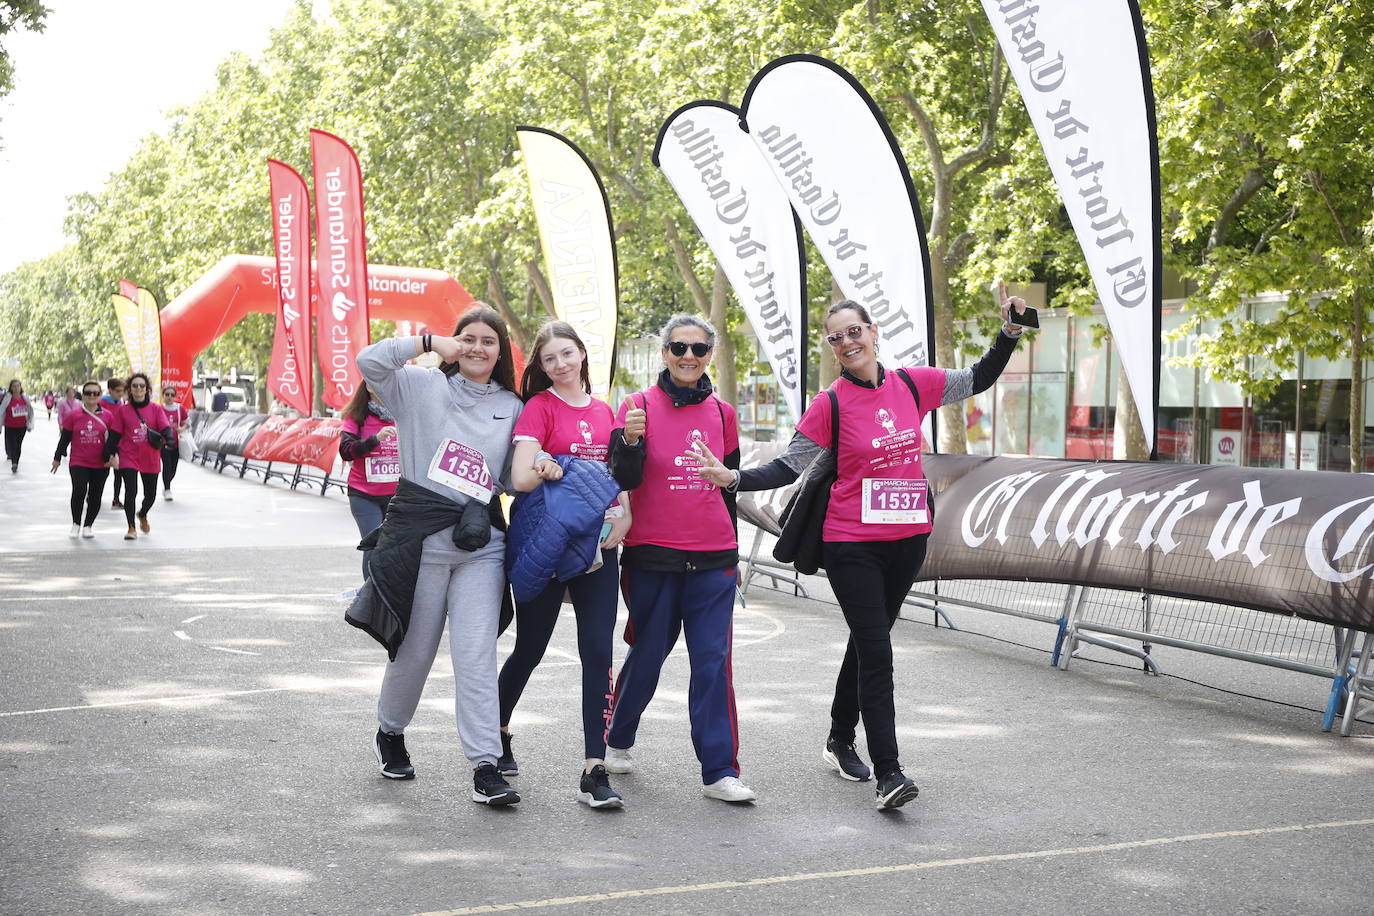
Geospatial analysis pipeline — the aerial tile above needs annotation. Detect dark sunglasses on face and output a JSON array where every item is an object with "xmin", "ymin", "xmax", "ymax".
[
  {"xmin": 130, "ymin": 383, "xmax": 147, "ymax": 390},
  {"xmin": 667, "ymin": 341, "xmax": 711, "ymax": 358},
  {"xmin": 825, "ymin": 323, "xmax": 870, "ymax": 346},
  {"xmin": 82, "ymin": 390, "xmax": 100, "ymax": 397}
]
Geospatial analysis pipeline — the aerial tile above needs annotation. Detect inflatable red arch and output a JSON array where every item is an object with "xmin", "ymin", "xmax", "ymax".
[{"xmin": 160, "ymin": 254, "xmax": 499, "ymax": 409}]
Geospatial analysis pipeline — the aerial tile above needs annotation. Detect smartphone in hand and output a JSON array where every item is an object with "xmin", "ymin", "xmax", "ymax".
[{"xmin": 1008, "ymin": 305, "xmax": 1040, "ymax": 329}]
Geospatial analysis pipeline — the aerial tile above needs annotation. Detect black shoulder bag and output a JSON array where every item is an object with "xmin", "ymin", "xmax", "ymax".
[
  {"xmin": 772, "ymin": 389, "xmax": 839, "ymax": 576},
  {"xmin": 133, "ymin": 403, "xmax": 166, "ymax": 451}
]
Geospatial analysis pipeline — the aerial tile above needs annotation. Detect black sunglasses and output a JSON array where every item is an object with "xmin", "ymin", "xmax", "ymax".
[
  {"xmin": 825, "ymin": 323, "xmax": 870, "ymax": 346},
  {"xmin": 82, "ymin": 390, "xmax": 101, "ymax": 396},
  {"xmin": 667, "ymin": 341, "xmax": 711, "ymax": 358}
]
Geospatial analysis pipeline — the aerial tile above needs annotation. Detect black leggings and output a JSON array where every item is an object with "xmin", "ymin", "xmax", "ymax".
[
  {"xmin": 4, "ymin": 426, "xmax": 26, "ymax": 465},
  {"xmin": 117, "ymin": 469, "xmax": 159, "ymax": 526},
  {"xmin": 161, "ymin": 449, "xmax": 180, "ymax": 489},
  {"xmin": 69, "ymin": 466, "xmax": 109, "ymax": 526},
  {"xmin": 822, "ymin": 533, "xmax": 929, "ymax": 780}
]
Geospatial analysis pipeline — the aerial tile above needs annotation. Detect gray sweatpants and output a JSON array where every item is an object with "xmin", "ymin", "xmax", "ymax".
[{"xmin": 377, "ymin": 528, "xmax": 506, "ymax": 768}]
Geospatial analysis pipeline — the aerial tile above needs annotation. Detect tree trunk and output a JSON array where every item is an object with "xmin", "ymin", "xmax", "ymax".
[
  {"xmin": 1351, "ymin": 289, "xmax": 1366, "ymax": 473},
  {"xmin": 709, "ymin": 264, "xmax": 735, "ymax": 405},
  {"xmin": 1113, "ymin": 359, "xmax": 1150, "ymax": 460},
  {"xmin": 525, "ymin": 260, "xmax": 558, "ymax": 320},
  {"xmin": 484, "ymin": 272, "xmax": 529, "ymax": 354},
  {"xmin": 931, "ymin": 252, "xmax": 965, "ymax": 454},
  {"xmin": 819, "ymin": 280, "xmax": 842, "ymax": 388},
  {"xmin": 664, "ymin": 216, "xmax": 712, "ymax": 313}
]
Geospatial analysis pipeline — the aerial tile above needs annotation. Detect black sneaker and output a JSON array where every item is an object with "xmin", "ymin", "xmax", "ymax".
[
  {"xmin": 823, "ymin": 737, "xmax": 871, "ymax": 782},
  {"xmin": 875, "ymin": 769, "xmax": 920, "ymax": 810},
  {"xmin": 373, "ymin": 729, "xmax": 415, "ymax": 780},
  {"xmin": 576, "ymin": 764, "xmax": 624, "ymax": 809},
  {"xmin": 472, "ymin": 763, "xmax": 521, "ymax": 806},
  {"xmin": 497, "ymin": 731, "xmax": 518, "ymax": 776}
]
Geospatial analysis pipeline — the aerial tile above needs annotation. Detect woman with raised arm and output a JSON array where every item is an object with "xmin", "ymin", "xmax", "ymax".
[
  {"xmin": 347, "ymin": 306, "xmax": 525, "ymax": 807},
  {"xmin": 338, "ymin": 381, "xmax": 400, "ymax": 579},
  {"xmin": 498, "ymin": 320, "xmax": 631, "ymax": 809},
  {"xmin": 694, "ymin": 293, "xmax": 1026, "ymax": 810},
  {"xmin": 51, "ymin": 381, "xmax": 116, "ymax": 537},
  {"xmin": 602, "ymin": 314, "xmax": 754, "ymax": 805}
]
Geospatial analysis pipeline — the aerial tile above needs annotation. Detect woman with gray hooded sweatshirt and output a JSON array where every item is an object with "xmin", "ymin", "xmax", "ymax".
[{"xmin": 351, "ymin": 305, "xmax": 524, "ymax": 806}]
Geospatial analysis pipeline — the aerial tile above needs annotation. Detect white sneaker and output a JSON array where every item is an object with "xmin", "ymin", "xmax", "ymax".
[
  {"xmin": 81, "ymin": 526, "xmax": 94, "ymax": 538},
  {"xmin": 603, "ymin": 745, "xmax": 635, "ymax": 774},
  {"xmin": 163, "ymin": 488, "xmax": 172, "ymax": 501},
  {"xmin": 703, "ymin": 776, "xmax": 756, "ymax": 803},
  {"xmin": 69, "ymin": 524, "xmax": 81, "ymax": 538}
]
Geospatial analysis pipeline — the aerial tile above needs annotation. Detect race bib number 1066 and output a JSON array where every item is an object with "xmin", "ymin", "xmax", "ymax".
[{"xmin": 426, "ymin": 439, "xmax": 493, "ymax": 503}]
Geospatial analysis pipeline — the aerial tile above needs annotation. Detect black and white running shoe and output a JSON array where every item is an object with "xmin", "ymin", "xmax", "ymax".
[
  {"xmin": 374, "ymin": 729, "xmax": 415, "ymax": 780},
  {"xmin": 875, "ymin": 769, "xmax": 920, "ymax": 810},
  {"xmin": 497, "ymin": 731, "xmax": 518, "ymax": 776},
  {"xmin": 472, "ymin": 763, "xmax": 521, "ymax": 806},
  {"xmin": 576, "ymin": 764, "xmax": 624, "ymax": 809},
  {"xmin": 823, "ymin": 737, "xmax": 872, "ymax": 782}
]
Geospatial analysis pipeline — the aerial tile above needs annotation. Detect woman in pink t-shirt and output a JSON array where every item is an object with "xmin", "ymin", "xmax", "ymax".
[
  {"xmin": 2, "ymin": 379, "xmax": 35, "ymax": 473},
  {"xmin": 51, "ymin": 380, "xmax": 116, "ymax": 537},
  {"xmin": 695, "ymin": 294, "xmax": 1027, "ymax": 810},
  {"xmin": 57, "ymin": 386, "xmax": 81, "ymax": 427},
  {"xmin": 602, "ymin": 314, "xmax": 754, "ymax": 805},
  {"xmin": 339, "ymin": 381, "xmax": 400, "ymax": 579},
  {"xmin": 158, "ymin": 385, "xmax": 190, "ymax": 501},
  {"xmin": 497, "ymin": 320, "xmax": 631, "ymax": 809},
  {"xmin": 103, "ymin": 372, "xmax": 173, "ymax": 541}
]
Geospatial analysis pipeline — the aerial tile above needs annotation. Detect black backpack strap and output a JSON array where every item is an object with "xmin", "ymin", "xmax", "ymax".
[
  {"xmin": 895, "ymin": 368, "xmax": 921, "ymax": 412},
  {"xmin": 827, "ymin": 389, "xmax": 839, "ymax": 457}
]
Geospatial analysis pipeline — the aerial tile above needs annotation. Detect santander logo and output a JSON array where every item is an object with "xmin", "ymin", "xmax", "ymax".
[{"xmin": 331, "ymin": 292, "xmax": 358, "ymax": 322}]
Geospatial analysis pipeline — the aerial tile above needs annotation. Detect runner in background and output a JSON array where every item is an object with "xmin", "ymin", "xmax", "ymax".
[
  {"xmin": 100, "ymin": 378, "xmax": 126, "ymax": 508},
  {"xmin": 2, "ymin": 379, "xmax": 35, "ymax": 473},
  {"xmin": 103, "ymin": 373, "xmax": 172, "ymax": 541},
  {"xmin": 693, "ymin": 293, "xmax": 1025, "ymax": 810},
  {"xmin": 43, "ymin": 390, "xmax": 56, "ymax": 420},
  {"xmin": 159, "ymin": 385, "xmax": 189, "ymax": 501},
  {"xmin": 350, "ymin": 306, "xmax": 524, "ymax": 807},
  {"xmin": 339, "ymin": 381, "xmax": 399, "ymax": 579},
  {"xmin": 498, "ymin": 320, "xmax": 632, "ymax": 809},
  {"xmin": 57, "ymin": 386, "xmax": 80, "ymax": 427},
  {"xmin": 52, "ymin": 381, "xmax": 114, "ymax": 538}
]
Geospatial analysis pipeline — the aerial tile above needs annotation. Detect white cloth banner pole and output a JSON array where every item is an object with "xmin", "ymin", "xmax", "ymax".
[
  {"xmin": 654, "ymin": 101, "xmax": 808, "ymax": 423},
  {"xmin": 979, "ymin": 0, "xmax": 1161, "ymax": 455},
  {"xmin": 740, "ymin": 55, "xmax": 937, "ymax": 447}
]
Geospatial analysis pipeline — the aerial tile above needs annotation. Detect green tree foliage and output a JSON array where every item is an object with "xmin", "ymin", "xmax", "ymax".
[
  {"xmin": 0, "ymin": 0, "xmax": 47, "ymax": 111},
  {"xmin": 0, "ymin": 0, "xmax": 1367, "ymax": 467}
]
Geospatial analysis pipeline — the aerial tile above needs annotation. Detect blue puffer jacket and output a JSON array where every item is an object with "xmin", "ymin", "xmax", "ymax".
[{"xmin": 505, "ymin": 454, "xmax": 622, "ymax": 602}]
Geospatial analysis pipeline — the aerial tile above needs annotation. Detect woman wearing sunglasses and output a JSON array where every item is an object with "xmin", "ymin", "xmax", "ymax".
[
  {"xmin": 102, "ymin": 372, "xmax": 174, "ymax": 540},
  {"xmin": 693, "ymin": 293, "xmax": 1026, "ymax": 810},
  {"xmin": 51, "ymin": 381, "xmax": 116, "ymax": 537},
  {"xmin": 159, "ymin": 386, "xmax": 189, "ymax": 501},
  {"xmin": 603, "ymin": 314, "xmax": 755, "ymax": 804}
]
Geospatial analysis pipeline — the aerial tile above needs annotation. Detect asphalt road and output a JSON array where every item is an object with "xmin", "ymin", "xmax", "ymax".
[{"xmin": 2, "ymin": 417, "xmax": 1371, "ymax": 915}]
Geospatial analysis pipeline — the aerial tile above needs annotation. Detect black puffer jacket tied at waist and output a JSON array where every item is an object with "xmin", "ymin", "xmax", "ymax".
[{"xmin": 345, "ymin": 478, "xmax": 509, "ymax": 660}]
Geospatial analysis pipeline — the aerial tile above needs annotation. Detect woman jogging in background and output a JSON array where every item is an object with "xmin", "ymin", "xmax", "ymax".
[
  {"xmin": 693, "ymin": 294, "xmax": 1026, "ymax": 810},
  {"xmin": 347, "ymin": 306, "xmax": 525, "ymax": 807},
  {"xmin": 2, "ymin": 379, "xmax": 35, "ymax": 473},
  {"xmin": 603, "ymin": 314, "xmax": 754, "ymax": 805},
  {"xmin": 100, "ymin": 378, "xmax": 126, "ymax": 508},
  {"xmin": 43, "ymin": 390, "xmax": 56, "ymax": 420},
  {"xmin": 159, "ymin": 385, "xmax": 189, "ymax": 501},
  {"xmin": 57, "ymin": 386, "xmax": 80, "ymax": 427},
  {"xmin": 103, "ymin": 372, "xmax": 172, "ymax": 540},
  {"xmin": 498, "ymin": 320, "xmax": 632, "ymax": 809},
  {"xmin": 52, "ymin": 381, "xmax": 115, "ymax": 538},
  {"xmin": 339, "ymin": 382, "xmax": 400, "ymax": 579}
]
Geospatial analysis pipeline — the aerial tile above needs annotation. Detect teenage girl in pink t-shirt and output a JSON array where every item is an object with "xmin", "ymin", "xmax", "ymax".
[
  {"xmin": 51, "ymin": 380, "xmax": 116, "ymax": 537},
  {"xmin": 497, "ymin": 320, "xmax": 631, "ymax": 809},
  {"xmin": 602, "ymin": 314, "xmax": 754, "ymax": 805},
  {"xmin": 696, "ymin": 294, "xmax": 1027, "ymax": 810}
]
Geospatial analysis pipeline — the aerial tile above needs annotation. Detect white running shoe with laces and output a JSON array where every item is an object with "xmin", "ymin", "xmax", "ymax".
[
  {"xmin": 702, "ymin": 776, "xmax": 756, "ymax": 803},
  {"xmin": 603, "ymin": 745, "xmax": 635, "ymax": 774}
]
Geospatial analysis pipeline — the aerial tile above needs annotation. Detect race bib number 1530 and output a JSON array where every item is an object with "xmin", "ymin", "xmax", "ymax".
[{"xmin": 426, "ymin": 439, "xmax": 493, "ymax": 503}]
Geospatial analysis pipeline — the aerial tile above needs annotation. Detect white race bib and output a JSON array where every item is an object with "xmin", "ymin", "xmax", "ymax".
[
  {"xmin": 9, "ymin": 405, "xmax": 24, "ymax": 418},
  {"xmin": 861, "ymin": 478, "xmax": 929, "ymax": 525},
  {"xmin": 426, "ymin": 438, "xmax": 493, "ymax": 503},
  {"xmin": 364, "ymin": 438, "xmax": 401, "ymax": 483}
]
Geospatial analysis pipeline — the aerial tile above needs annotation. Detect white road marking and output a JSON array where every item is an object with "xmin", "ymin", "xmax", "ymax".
[
  {"xmin": 0, "ymin": 686, "xmax": 309, "ymax": 717},
  {"xmin": 409, "ymin": 817, "xmax": 1374, "ymax": 916},
  {"xmin": 173, "ymin": 630, "xmax": 191, "ymax": 641},
  {"xmin": 206, "ymin": 645, "xmax": 261, "ymax": 656},
  {"xmin": 180, "ymin": 614, "xmax": 207, "ymax": 624}
]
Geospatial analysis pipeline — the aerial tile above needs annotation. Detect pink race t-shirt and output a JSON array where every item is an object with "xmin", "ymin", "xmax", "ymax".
[
  {"xmin": 107, "ymin": 402, "xmax": 170, "ymax": 473},
  {"xmin": 163, "ymin": 404, "xmax": 187, "ymax": 446},
  {"xmin": 3, "ymin": 394, "xmax": 28, "ymax": 428},
  {"xmin": 342, "ymin": 412, "xmax": 400, "ymax": 497},
  {"xmin": 63, "ymin": 408, "xmax": 110, "ymax": 469},
  {"xmin": 796, "ymin": 366, "xmax": 945, "ymax": 543},
  {"xmin": 616, "ymin": 386, "xmax": 738, "ymax": 552},
  {"xmin": 513, "ymin": 390, "xmax": 616, "ymax": 463}
]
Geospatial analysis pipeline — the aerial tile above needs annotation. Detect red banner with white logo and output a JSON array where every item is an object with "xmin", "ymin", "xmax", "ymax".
[
  {"xmin": 267, "ymin": 159, "xmax": 314, "ymax": 415},
  {"xmin": 243, "ymin": 416, "xmax": 343, "ymax": 473},
  {"xmin": 310, "ymin": 129, "xmax": 371, "ymax": 410}
]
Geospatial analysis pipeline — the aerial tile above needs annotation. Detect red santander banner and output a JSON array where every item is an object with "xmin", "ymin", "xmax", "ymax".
[
  {"xmin": 267, "ymin": 159, "xmax": 314, "ymax": 415},
  {"xmin": 243, "ymin": 416, "xmax": 343, "ymax": 473},
  {"xmin": 310, "ymin": 129, "xmax": 371, "ymax": 410}
]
